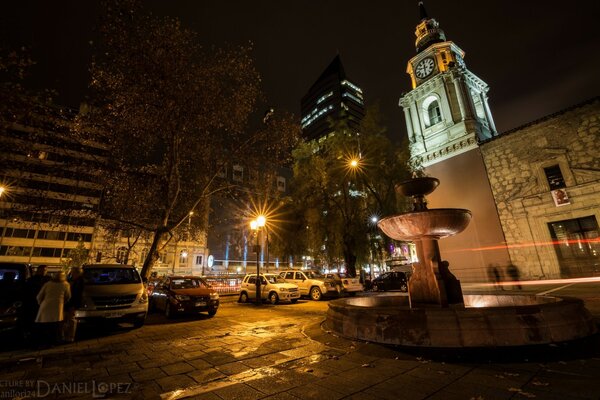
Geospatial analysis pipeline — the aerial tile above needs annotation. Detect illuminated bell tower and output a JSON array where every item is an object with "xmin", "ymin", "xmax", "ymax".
[
  {"xmin": 398, "ymin": 2, "xmax": 510, "ymax": 281},
  {"xmin": 400, "ymin": 2, "xmax": 497, "ymax": 166}
]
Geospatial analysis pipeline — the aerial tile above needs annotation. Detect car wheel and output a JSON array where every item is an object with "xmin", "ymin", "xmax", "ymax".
[
  {"xmin": 268, "ymin": 292, "xmax": 279, "ymax": 305},
  {"xmin": 290, "ymin": 299, "xmax": 298, "ymax": 304},
  {"xmin": 165, "ymin": 302, "xmax": 173, "ymax": 319},
  {"xmin": 239, "ymin": 292, "xmax": 249, "ymax": 303},
  {"xmin": 310, "ymin": 286, "xmax": 322, "ymax": 301},
  {"xmin": 400, "ymin": 282, "xmax": 408, "ymax": 292},
  {"xmin": 207, "ymin": 309, "xmax": 217, "ymax": 317}
]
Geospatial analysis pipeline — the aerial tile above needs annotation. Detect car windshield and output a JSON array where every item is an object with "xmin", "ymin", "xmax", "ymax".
[
  {"xmin": 170, "ymin": 278, "xmax": 207, "ymax": 289},
  {"xmin": 305, "ymin": 270, "xmax": 324, "ymax": 279},
  {"xmin": 0, "ymin": 268, "xmax": 21, "ymax": 282},
  {"xmin": 83, "ymin": 268, "xmax": 141, "ymax": 285},
  {"xmin": 263, "ymin": 274, "xmax": 283, "ymax": 284}
]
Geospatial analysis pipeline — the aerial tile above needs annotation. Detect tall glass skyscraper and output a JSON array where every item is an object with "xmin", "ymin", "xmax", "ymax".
[{"xmin": 300, "ymin": 55, "xmax": 365, "ymax": 142}]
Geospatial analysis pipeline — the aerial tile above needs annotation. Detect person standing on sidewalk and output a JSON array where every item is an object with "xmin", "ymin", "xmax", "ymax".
[
  {"xmin": 36, "ymin": 271, "xmax": 71, "ymax": 346},
  {"xmin": 63, "ymin": 267, "xmax": 85, "ymax": 342}
]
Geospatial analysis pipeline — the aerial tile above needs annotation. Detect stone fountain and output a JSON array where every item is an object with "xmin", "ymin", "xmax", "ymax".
[{"xmin": 325, "ymin": 177, "xmax": 597, "ymax": 347}]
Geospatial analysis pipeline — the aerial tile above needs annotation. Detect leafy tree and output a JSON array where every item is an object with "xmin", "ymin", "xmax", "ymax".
[
  {"xmin": 75, "ymin": 1, "xmax": 299, "ymax": 279},
  {"xmin": 289, "ymin": 106, "xmax": 413, "ymax": 276},
  {"xmin": 62, "ymin": 236, "xmax": 90, "ymax": 272}
]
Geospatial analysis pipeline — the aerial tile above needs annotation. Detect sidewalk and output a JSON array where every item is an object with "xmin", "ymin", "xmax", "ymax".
[{"xmin": 1, "ymin": 290, "xmax": 599, "ymax": 399}]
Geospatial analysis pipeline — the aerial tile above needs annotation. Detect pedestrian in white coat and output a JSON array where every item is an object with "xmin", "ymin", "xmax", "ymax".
[{"xmin": 36, "ymin": 272, "xmax": 71, "ymax": 346}]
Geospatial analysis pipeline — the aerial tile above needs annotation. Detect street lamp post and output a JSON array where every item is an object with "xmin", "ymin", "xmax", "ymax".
[{"xmin": 250, "ymin": 215, "xmax": 266, "ymax": 305}]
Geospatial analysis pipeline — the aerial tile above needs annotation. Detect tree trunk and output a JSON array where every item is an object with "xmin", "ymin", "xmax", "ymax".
[
  {"xmin": 140, "ymin": 228, "xmax": 165, "ymax": 280},
  {"xmin": 343, "ymin": 234, "xmax": 357, "ymax": 277}
]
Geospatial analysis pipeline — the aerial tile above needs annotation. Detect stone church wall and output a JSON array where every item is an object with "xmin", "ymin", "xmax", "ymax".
[{"xmin": 480, "ymin": 98, "xmax": 600, "ymax": 279}]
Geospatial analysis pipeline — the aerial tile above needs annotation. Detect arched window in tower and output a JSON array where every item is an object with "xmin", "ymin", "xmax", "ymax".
[
  {"xmin": 427, "ymin": 101, "xmax": 442, "ymax": 126},
  {"xmin": 422, "ymin": 95, "xmax": 443, "ymax": 128}
]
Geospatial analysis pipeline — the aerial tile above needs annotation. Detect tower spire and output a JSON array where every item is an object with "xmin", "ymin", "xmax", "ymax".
[
  {"xmin": 414, "ymin": 2, "xmax": 446, "ymax": 53},
  {"xmin": 418, "ymin": 1, "xmax": 429, "ymax": 20}
]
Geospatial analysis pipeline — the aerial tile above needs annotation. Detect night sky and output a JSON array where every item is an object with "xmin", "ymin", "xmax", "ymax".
[{"xmin": 2, "ymin": 0, "xmax": 599, "ymax": 141}]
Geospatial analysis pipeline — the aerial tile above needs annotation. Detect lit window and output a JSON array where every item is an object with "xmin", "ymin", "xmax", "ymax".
[
  {"xmin": 427, "ymin": 101, "xmax": 442, "ymax": 126},
  {"xmin": 277, "ymin": 176, "xmax": 286, "ymax": 192},
  {"xmin": 179, "ymin": 250, "xmax": 188, "ymax": 265},
  {"xmin": 232, "ymin": 165, "xmax": 244, "ymax": 182},
  {"xmin": 116, "ymin": 247, "xmax": 127, "ymax": 264},
  {"xmin": 544, "ymin": 165, "xmax": 566, "ymax": 190}
]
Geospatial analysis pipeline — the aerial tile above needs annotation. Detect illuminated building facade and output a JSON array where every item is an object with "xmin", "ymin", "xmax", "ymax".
[
  {"xmin": 400, "ymin": 3, "xmax": 599, "ymax": 280},
  {"xmin": 480, "ymin": 98, "xmax": 600, "ymax": 279},
  {"xmin": 301, "ymin": 55, "xmax": 365, "ymax": 142},
  {"xmin": 0, "ymin": 106, "xmax": 207, "ymax": 275}
]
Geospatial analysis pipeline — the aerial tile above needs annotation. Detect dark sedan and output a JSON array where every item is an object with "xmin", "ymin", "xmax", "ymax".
[
  {"xmin": 0, "ymin": 263, "xmax": 33, "ymax": 334},
  {"xmin": 371, "ymin": 271, "xmax": 408, "ymax": 292},
  {"xmin": 149, "ymin": 276, "xmax": 219, "ymax": 318}
]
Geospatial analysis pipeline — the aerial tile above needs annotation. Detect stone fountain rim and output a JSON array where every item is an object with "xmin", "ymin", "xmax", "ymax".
[
  {"xmin": 325, "ymin": 294, "xmax": 597, "ymax": 347},
  {"xmin": 379, "ymin": 208, "xmax": 473, "ymax": 220}
]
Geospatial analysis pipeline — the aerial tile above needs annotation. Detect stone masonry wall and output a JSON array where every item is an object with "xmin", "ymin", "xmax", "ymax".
[{"xmin": 481, "ymin": 98, "xmax": 600, "ymax": 279}]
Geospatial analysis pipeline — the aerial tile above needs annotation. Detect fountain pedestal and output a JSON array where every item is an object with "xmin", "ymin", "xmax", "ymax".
[
  {"xmin": 410, "ymin": 238, "xmax": 463, "ymax": 307},
  {"xmin": 377, "ymin": 178, "xmax": 471, "ymax": 308}
]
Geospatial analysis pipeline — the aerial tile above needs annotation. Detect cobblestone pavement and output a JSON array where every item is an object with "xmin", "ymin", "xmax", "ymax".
[{"xmin": 1, "ymin": 287, "xmax": 600, "ymax": 400}]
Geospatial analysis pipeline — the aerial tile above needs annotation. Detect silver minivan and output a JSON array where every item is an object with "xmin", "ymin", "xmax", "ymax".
[{"xmin": 75, "ymin": 264, "xmax": 148, "ymax": 327}]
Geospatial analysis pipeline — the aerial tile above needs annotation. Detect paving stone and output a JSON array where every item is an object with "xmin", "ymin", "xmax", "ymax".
[
  {"xmin": 187, "ymin": 368, "xmax": 226, "ymax": 384},
  {"xmin": 214, "ymin": 361, "xmax": 251, "ymax": 375},
  {"xmin": 106, "ymin": 362, "xmax": 141, "ymax": 375},
  {"xmin": 261, "ymin": 392, "xmax": 302, "ymax": 400},
  {"xmin": 155, "ymin": 374, "xmax": 197, "ymax": 392},
  {"xmin": 187, "ymin": 358, "xmax": 213, "ymax": 370},
  {"xmin": 130, "ymin": 367, "xmax": 166, "ymax": 382},
  {"xmin": 287, "ymin": 383, "xmax": 345, "ymax": 400},
  {"xmin": 161, "ymin": 361, "xmax": 196, "ymax": 375},
  {"xmin": 212, "ymin": 383, "xmax": 265, "ymax": 400}
]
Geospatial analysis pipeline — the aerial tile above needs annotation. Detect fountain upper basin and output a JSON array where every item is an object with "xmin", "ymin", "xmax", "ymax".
[{"xmin": 378, "ymin": 208, "xmax": 472, "ymax": 241}]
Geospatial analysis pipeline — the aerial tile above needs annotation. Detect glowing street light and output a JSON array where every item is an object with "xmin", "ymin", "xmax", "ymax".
[{"xmin": 250, "ymin": 215, "xmax": 267, "ymax": 304}]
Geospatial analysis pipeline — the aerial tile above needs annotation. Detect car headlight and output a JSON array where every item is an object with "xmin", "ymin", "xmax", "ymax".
[
  {"xmin": 175, "ymin": 295, "xmax": 190, "ymax": 301},
  {"xmin": 6, "ymin": 301, "xmax": 23, "ymax": 315},
  {"xmin": 139, "ymin": 292, "xmax": 148, "ymax": 304},
  {"xmin": 210, "ymin": 293, "xmax": 219, "ymax": 300},
  {"xmin": 279, "ymin": 287, "xmax": 288, "ymax": 292}
]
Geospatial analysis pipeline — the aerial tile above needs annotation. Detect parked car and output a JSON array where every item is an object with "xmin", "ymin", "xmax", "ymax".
[
  {"xmin": 324, "ymin": 273, "xmax": 363, "ymax": 295},
  {"xmin": 278, "ymin": 270, "xmax": 338, "ymax": 301},
  {"xmin": 238, "ymin": 273, "xmax": 301, "ymax": 304},
  {"xmin": 75, "ymin": 264, "xmax": 148, "ymax": 328},
  {"xmin": 150, "ymin": 275, "xmax": 219, "ymax": 318},
  {"xmin": 371, "ymin": 271, "xmax": 408, "ymax": 292},
  {"xmin": 0, "ymin": 263, "xmax": 32, "ymax": 334}
]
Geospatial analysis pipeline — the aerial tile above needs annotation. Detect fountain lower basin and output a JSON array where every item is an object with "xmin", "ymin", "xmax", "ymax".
[{"xmin": 325, "ymin": 294, "xmax": 597, "ymax": 347}]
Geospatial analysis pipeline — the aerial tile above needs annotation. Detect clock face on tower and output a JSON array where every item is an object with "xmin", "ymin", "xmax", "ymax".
[{"xmin": 415, "ymin": 57, "xmax": 435, "ymax": 79}]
